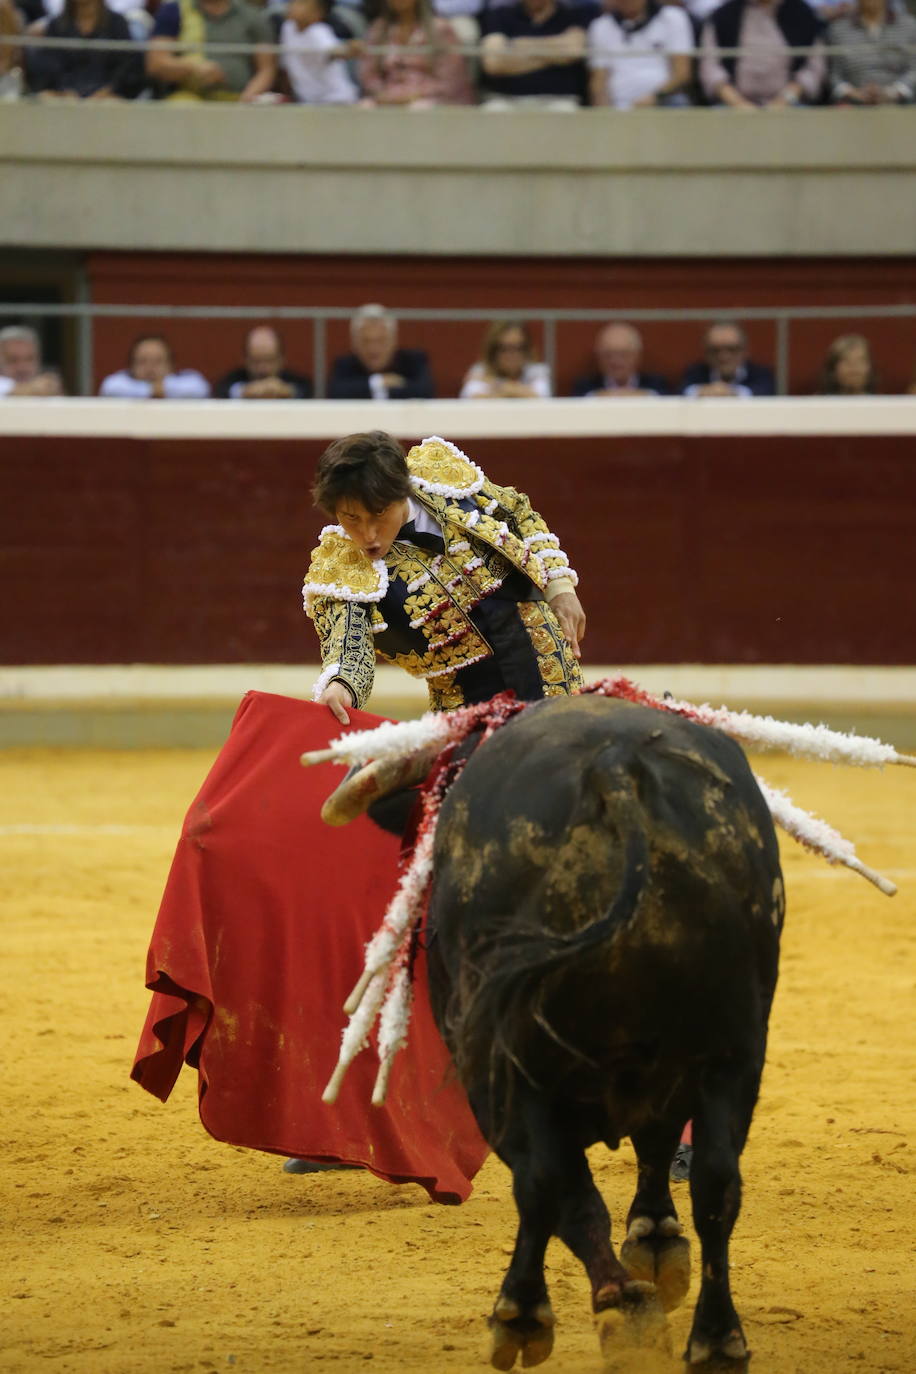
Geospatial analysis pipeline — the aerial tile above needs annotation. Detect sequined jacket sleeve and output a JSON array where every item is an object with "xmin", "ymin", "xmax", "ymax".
[
  {"xmin": 482, "ymin": 480, "xmax": 578, "ymax": 595},
  {"xmin": 310, "ymin": 597, "xmax": 377, "ymax": 710}
]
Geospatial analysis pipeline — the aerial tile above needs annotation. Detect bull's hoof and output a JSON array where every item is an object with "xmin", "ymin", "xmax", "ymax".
[
  {"xmin": 595, "ymin": 1280, "xmax": 672, "ymax": 1360},
  {"xmin": 621, "ymin": 1217, "xmax": 691, "ymax": 1313},
  {"xmin": 685, "ymin": 1327, "xmax": 749, "ymax": 1367},
  {"xmin": 488, "ymin": 1296, "xmax": 556, "ymax": 1370}
]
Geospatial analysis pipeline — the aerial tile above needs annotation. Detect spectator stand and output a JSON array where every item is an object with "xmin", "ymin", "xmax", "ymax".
[{"xmin": 3, "ymin": 298, "xmax": 915, "ymax": 398}]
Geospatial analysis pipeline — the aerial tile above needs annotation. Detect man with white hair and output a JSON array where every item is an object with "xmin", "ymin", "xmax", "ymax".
[
  {"xmin": 0, "ymin": 326, "xmax": 63, "ymax": 397},
  {"xmin": 571, "ymin": 320, "xmax": 670, "ymax": 396},
  {"xmin": 328, "ymin": 304, "xmax": 435, "ymax": 401}
]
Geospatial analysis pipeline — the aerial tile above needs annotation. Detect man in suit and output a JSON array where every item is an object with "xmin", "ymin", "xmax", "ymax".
[
  {"xmin": 328, "ymin": 304, "xmax": 435, "ymax": 400},
  {"xmin": 214, "ymin": 325, "xmax": 313, "ymax": 400},
  {"xmin": 681, "ymin": 321, "xmax": 776, "ymax": 397},
  {"xmin": 571, "ymin": 321, "xmax": 670, "ymax": 397}
]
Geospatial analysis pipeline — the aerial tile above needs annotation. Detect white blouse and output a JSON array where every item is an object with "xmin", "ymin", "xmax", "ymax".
[{"xmin": 459, "ymin": 361, "xmax": 552, "ymax": 399}]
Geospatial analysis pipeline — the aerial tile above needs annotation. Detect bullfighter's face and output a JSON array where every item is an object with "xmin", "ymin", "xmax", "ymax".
[{"xmin": 336, "ymin": 497, "xmax": 411, "ymax": 561}]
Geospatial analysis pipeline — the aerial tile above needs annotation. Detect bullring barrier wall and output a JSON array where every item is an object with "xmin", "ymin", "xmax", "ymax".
[{"xmin": 1, "ymin": 397, "xmax": 913, "ymax": 669}]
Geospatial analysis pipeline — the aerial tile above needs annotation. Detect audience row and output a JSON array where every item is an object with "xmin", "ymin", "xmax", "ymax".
[
  {"xmin": 1, "ymin": 0, "xmax": 914, "ymax": 108},
  {"xmin": 3, "ymin": 309, "xmax": 915, "ymax": 398}
]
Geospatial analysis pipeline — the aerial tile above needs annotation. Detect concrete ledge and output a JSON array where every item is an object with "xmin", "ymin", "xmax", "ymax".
[
  {"xmin": 3, "ymin": 106, "xmax": 914, "ymax": 256},
  {"xmin": 3, "ymin": 664, "xmax": 914, "ymax": 748},
  {"xmin": 7, "ymin": 106, "xmax": 914, "ymax": 173},
  {"xmin": 3, "ymin": 397, "xmax": 916, "ymax": 440},
  {"xmin": 3, "ymin": 662, "xmax": 915, "ymax": 706}
]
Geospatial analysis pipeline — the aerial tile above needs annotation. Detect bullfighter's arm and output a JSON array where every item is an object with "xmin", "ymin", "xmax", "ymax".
[
  {"xmin": 482, "ymin": 480, "xmax": 579, "ymax": 599},
  {"xmin": 310, "ymin": 597, "xmax": 377, "ymax": 710}
]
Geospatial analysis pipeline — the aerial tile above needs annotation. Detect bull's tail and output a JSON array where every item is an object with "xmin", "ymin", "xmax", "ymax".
[{"xmin": 446, "ymin": 751, "xmax": 649, "ymax": 1126}]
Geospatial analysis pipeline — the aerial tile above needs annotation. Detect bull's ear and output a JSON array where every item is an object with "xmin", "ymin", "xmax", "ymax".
[{"xmin": 407, "ymin": 436, "xmax": 485, "ymax": 497}]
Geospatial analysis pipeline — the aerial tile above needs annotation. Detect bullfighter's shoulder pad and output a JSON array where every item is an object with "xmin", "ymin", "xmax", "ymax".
[
  {"xmin": 302, "ymin": 525, "xmax": 388, "ymax": 611},
  {"xmin": 406, "ymin": 435, "xmax": 485, "ymax": 498}
]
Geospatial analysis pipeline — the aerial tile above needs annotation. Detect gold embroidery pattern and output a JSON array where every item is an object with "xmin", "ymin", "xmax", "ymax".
[
  {"xmin": 406, "ymin": 439, "xmax": 481, "ymax": 494},
  {"xmin": 476, "ymin": 481, "xmax": 578, "ymax": 587},
  {"xmin": 427, "ymin": 674, "xmax": 466, "ymax": 712},
  {"xmin": 312, "ymin": 597, "xmax": 377, "ymax": 708},
  {"xmin": 518, "ymin": 601, "xmax": 584, "ymax": 698},
  {"xmin": 303, "ymin": 530, "xmax": 385, "ymax": 610},
  {"xmin": 388, "ymin": 542, "xmax": 497, "ymax": 678}
]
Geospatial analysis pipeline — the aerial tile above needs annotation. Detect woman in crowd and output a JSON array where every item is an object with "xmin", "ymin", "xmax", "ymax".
[
  {"xmin": 28, "ymin": 0, "xmax": 145, "ymax": 98},
  {"xmin": 700, "ymin": 0, "xmax": 826, "ymax": 107},
  {"xmin": 358, "ymin": 0, "xmax": 473, "ymax": 106},
  {"xmin": 459, "ymin": 319, "xmax": 552, "ymax": 399},
  {"xmin": 817, "ymin": 333, "xmax": 876, "ymax": 394},
  {"xmin": 0, "ymin": 0, "xmax": 22, "ymax": 99},
  {"xmin": 827, "ymin": 0, "xmax": 916, "ymax": 103}
]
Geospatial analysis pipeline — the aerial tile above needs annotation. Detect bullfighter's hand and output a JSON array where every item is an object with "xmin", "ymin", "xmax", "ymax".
[
  {"xmin": 550, "ymin": 591, "xmax": 586, "ymax": 659},
  {"xmin": 320, "ymin": 681, "xmax": 353, "ymax": 726}
]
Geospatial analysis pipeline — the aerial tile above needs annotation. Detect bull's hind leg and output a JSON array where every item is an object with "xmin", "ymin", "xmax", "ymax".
[
  {"xmin": 549, "ymin": 1147, "xmax": 671, "ymax": 1360},
  {"xmin": 486, "ymin": 1100, "xmax": 566, "ymax": 1371},
  {"xmin": 685, "ymin": 1068, "xmax": 759, "ymax": 1368},
  {"xmin": 623, "ymin": 1121, "xmax": 692, "ymax": 1314}
]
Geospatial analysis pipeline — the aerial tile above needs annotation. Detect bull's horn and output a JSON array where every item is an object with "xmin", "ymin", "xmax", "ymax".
[
  {"xmin": 320, "ymin": 750, "xmax": 435, "ymax": 827},
  {"xmin": 300, "ymin": 747, "xmax": 337, "ymax": 768}
]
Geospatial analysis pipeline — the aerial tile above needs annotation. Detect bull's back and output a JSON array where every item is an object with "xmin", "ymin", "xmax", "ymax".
[{"xmin": 428, "ymin": 696, "xmax": 783, "ymax": 1076}]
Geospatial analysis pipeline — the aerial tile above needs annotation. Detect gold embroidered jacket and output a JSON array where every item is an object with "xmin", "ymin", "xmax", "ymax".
[{"xmin": 303, "ymin": 436, "xmax": 579, "ymax": 711}]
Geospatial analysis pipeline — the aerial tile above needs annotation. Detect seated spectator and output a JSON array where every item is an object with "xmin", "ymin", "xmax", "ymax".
[
  {"xmin": 817, "ymin": 333, "xmax": 876, "ymax": 394},
  {"xmin": 99, "ymin": 335, "xmax": 211, "ymax": 399},
  {"xmin": 0, "ymin": 0, "xmax": 23, "ymax": 100},
  {"xmin": 572, "ymin": 322, "xmax": 669, "ymax": 396},
  {"xmin": 681, "ymin": 321, "xmax": 776, "ymax": 397},
  {"xmin": 328, "ymin": 303, "xmax": 435, "ymax": 399},
  {"xmin": 480, "ymin": 0, "xmax": 597, "ymax": 108},
  {"xmin": 358, "ymin": 0, "xmax": 473, "ymax": 106},
  {"xmin": 460, "ymin": 320, "xmax": 552, "ymax": 398},
  {"xmin": 680, "ymin": 0, "xmax": 724, "ymax": 23},
  {"xmin": 700, "ymin": 0, "xmax": 825, "ymax": 107},
  {"xmin": 588, "ymin": 0, "xmax": 693, "ymax": 108},
  {"xmin": 827, "ymin": 0, "xmax": 916, "ymax": 103},
  {"xmin": 0, "ymin": 325, "xmax": 64, "ymax": 396},
  {"xmin": 147, "ymin": 0, "xmax": 277, "ymax": 101},
  {"xmin": 27, "ymin": 0, "xmax": 145, "ymax": 99},
  {"xmin": 38, "ymin": 0, "xmax": 155, "ymax": 40},
  {"xmin": 214, "ymin": 326, "xmax": 313, "ymax": 399},
  {"xmin": 431, "ymin": 0, "xmax": 481, "ymax": 48},
  {"xmin": 281, "ymin": 0, "xmax": 359, "ymax": 102}
]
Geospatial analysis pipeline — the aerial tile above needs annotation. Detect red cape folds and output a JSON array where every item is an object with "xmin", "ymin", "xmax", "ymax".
[{"xmin": 131, "ymin": 691, "xmax": 488, "ymax": 1205}]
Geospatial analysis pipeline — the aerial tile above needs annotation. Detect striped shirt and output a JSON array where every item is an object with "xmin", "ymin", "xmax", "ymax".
[{"xmin": 827, "ymin": 10, "xmax": 916, "ymax": 101}]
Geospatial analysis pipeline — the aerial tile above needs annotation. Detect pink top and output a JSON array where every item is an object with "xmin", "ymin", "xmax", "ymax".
[
  {"xmin": 701, "ymin": 6, "xmax": 825, "ymax": 104},
  {"xmin": 359, "ymin": 18, "xmax": 473, "ymax": 105}
]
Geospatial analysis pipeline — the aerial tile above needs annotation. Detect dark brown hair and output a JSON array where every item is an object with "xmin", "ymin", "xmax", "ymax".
[
  {"xmin": 818, "ymin": 333, "xmax": 876, "ymax": 396},
  {"xmin": 312, "ymin": 430, "xmax": 411, "ymax": 516},
  {"xmin": 481, "ymin": 319, "xmax": 536, "ymax": 377}
]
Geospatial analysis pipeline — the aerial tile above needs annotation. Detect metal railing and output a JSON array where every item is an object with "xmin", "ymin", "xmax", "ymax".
[
  {"xmin": 4, "ymin": 32, "xmax": 914, "ymax": 58},
  {"xmin": 3, "ymin": 300, "xmax": 915, "ymax": 397}
]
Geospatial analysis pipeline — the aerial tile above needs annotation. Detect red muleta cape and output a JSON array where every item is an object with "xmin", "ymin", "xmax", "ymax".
[{"xmin": 131, "ymin": 690, "xmax": 488, "ymax": 1204}]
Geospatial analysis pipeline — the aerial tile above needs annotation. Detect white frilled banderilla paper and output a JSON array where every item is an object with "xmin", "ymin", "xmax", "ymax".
[{"xmin": 304, "ymin": 678, "xmax": 913, "ymax": 1104}]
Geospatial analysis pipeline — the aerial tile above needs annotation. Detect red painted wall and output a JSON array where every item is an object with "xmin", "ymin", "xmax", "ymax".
[
  {"xmin": 87, "ymin": 254, "xmax": 916, "ymax": 398},
  {"xmin": 2, "ymin": 434, "xmax": 913, "ymax": 665}
]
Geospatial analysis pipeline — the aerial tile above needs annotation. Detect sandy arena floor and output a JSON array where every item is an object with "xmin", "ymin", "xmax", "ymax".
[{"xmin": 1, "ymin": 744, "xmax": 915, "ymax": 1374}]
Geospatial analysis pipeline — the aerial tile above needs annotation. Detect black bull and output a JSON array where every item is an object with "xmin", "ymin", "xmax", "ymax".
[{"xmin": 425, "ymin": 695, "xmax": 785, "ymax": 1370}]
